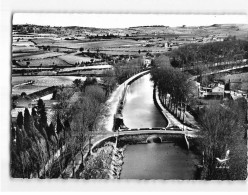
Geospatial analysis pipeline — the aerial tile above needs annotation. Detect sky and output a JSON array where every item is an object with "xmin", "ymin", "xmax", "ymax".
[{"xmin": 13, "ymin": 13, "xmax": 248, "ymax": 28}]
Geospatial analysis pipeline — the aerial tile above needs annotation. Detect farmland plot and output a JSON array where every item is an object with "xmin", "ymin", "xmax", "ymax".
[
  {"xmin": 32, "ymin": 38, "xmax": 57, "ymax": 45},
  {"xmin": 58, "ymin": 53, "xmax": 101, "ymax": 64},
  {"xmin": 12, "ymin": 52, "xmax": 45, "ymax": 58},
  {"xmin": 52, "ymin": 39, "xmax": 139, "ymax": 49},
  {"xmin": 17, "ymin": 57, "xmax": 70, "ymax": 67},
  {"xmin": 13, "ymin": 52, "xmax": 65, "ymax": 61},
  {"xmin": 12, "ymin": 46, "xmax": 40, "ymax": 53},
  {"xmin": 12, "ymin": 76, "xmax": 89, "ymax": 88},
  {"xmin": 12, "ymin": 41, "xmax": 35, "ymax": 47},
  {"xmin": 12, "ymin": 85, "xmax": 48, "ymax": 95}
]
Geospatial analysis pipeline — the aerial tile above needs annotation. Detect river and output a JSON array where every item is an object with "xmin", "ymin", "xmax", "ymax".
[{"xmin": 120, "ymin": 73, "xmax": 199, "ymax": 179}]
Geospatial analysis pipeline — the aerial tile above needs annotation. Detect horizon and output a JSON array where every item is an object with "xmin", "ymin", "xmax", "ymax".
[{"xmin": 13, "ymin": 13, "xmax": 248, "ymax": 29}]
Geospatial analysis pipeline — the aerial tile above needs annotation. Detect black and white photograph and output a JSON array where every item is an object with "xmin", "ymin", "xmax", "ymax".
[{"xmin": 1, "ymin": 0, "xmax": 248, "ymax": 192}]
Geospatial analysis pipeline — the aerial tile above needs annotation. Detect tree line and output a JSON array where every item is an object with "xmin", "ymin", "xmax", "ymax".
[
  {"xmin": 169, "ymin": 38, "xmax": 248, "ymax": 69},
  {"xmin": 150, "ymin": 55, "xmax": 193, "ymax": 122}
]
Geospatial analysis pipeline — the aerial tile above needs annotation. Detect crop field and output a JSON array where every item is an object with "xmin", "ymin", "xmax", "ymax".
[
  {"xmin": 50, "ymin": 39, "xmax": 140, "ymax": 49},
  {"xmin": 12, "ymin": 76, "xmax": 89, "ymax": 87},
  {"xmin": 12, "ymin": 85, "xmax": 48, "ymax": 95},
  {"xmin": 12, "ymin": 46, "xmax": 40, "ymax": 53},
  {"xmin": 12, "ymin": 52, "xmax": 44, "ymax": 58},
  {"xmin": 17, "ymin": 57, "xmax": 70, "ymax": 67},
  {"xmin": 12, "ymin": 41, "xmax": 35, "ymax": 47},
  {"xmin": 13, "ymin": 52, "xmax": 65, "ymax": 61},
  {"xmin": 31, "ymin": 38, "xmax": 57, "ymax": 45},
  {"xmin": 58, "ymin": 53, "xmax": 101, "ymax": 64}
]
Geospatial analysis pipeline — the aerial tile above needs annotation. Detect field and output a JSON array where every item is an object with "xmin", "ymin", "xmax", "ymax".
[
  {"xmin": 12, "ymin": 85, "xmax": 48, "ymax": 95},
  {"xmin": 30, "ymin": 38, "xmax": 57, "ymax": 45},
  {"xmin": 12, "ymin": 52, "xmax": 44, "ymax": 58},
  {"xmin": 58, "ymin": 53, "xmax": 101, "ymax": 64},
  {"xmin": 12, "ymin": 46, "xmax": 40, "ymax": 53},
  {"xmin": 12, "ymin": 76, "xmax": 89, "ymax": 87},
  {"xmin": 12, "ymin": 41, "xmax": 35, "ymax": 47},
  {"xmin": 32, "ymin": 38, "xmax": 141, "ymax": 49},
  {"xmin": 13, "ymin": 52, "xmax": 65, "ymax": 61},
  {"xmin": 12, "ymin": 75, "xmax": 92, "ymax": 95},
  {"xmin": 17, "ymin": 57, "xmax": 70, "ymax": 67}
]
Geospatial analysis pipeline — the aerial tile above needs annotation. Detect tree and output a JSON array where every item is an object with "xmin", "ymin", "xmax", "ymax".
[
  {"xmin": 21, "ymin": 92, "xmax": 27, "ymax": 97},
  {"xmin": 102, "ymin": 70, "xmax": 116, "ymax": 96},
  {"xmin": 79, "ymin": 47, "xmax": 84, "ymax": 52},
  {"xmin": 73, "ymin": 79, "xmax": 82, "ymax": 88},
  {"xmin": 24, "ymin": 108, "xmax": 32, "ymax": 138},
  {"xmin": 31, "ymin": 107, "xmax": 37, "ymax": 117},
  {"xmin": 56, "ymin": 113, "xmax": 64, "ymax": 135},
  {"xmin": 81, "ymin": 77, "xmax": 98, "ymax": 92},
  {"xmin": 198, "ymin": 101, "xmax": 247, "ymax": 180},
  {"xmin": 16, "ymin": 112, "xmax": 24, "ymax": 129},
  {"xmin": 37, "ymin": 99, "xmax": 47, "ymax": 129}
]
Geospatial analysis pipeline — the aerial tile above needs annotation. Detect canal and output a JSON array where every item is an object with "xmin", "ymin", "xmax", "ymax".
[
  {"xmin": 122, "ymin": 73, "xmax": 167, "ymax": 128},
  {"xmin": 120, "ymin": 73, "xmax": 199, "ymax": 179}
]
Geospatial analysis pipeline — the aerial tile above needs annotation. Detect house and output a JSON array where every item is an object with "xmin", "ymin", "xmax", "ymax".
[
  {"xmin": 199, "ymin": 83, "xmax": 225, "ymax": 99},
  {"xmin": 143, "ymin": 57, "xmax": 152, "ymax": 68}
]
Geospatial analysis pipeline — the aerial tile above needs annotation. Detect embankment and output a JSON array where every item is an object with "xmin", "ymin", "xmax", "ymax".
[{"xmin": 112, "ymin": 70, "xmax": 150, "ymax": 131}]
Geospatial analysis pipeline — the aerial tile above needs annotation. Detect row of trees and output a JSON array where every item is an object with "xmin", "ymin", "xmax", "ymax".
[
  {"xmin": 150, "ymin": 55, "xmax": 193, "ymax": 120},
  {"xmin": 169, "ymin": 38, "xmax": 248, "ymax": 69},
  {"xmin": 11, "ymin": 99, "xmax": 58, "ymax": 178}
]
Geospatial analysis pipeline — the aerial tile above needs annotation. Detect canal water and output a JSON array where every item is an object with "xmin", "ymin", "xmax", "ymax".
[
  {"xmin": 120, "ymin": 73, "xmax": 199, "ymax": 180},
  {"xmin": 120, "ymin": 143, "xmax": 198, "ymax": 180},
  {"xmin": 122, "ymin": 73, "xmax": 167, "ymax": 128}
]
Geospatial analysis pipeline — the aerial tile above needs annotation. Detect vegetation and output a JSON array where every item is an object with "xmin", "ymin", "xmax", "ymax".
[
  {"xmin": 198, "ymin": 99, "xmax": 247, "ymax": 180},
  {"xmin": 11, "ymin": 77, "xmax": 109, "ymax": 178},
  {"xmin": 114, "ymin": 57, "xmax": 144, "ymax": 84},
  {"xmin": 170, "ymin": 38, "xmax": 248, "ymax": 70},
  {"xmin": 151, "ymin": 55, "xmax": 193, "ymax": 120},
  {"xmin": 81, "ymin": 143, "xmax": 114, "ymax": 179}
]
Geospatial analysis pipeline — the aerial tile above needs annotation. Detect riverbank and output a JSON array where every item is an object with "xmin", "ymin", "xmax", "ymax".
[{"xmin": 154, "ymin": 85, "xmax": 199, "ymax": 131}]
